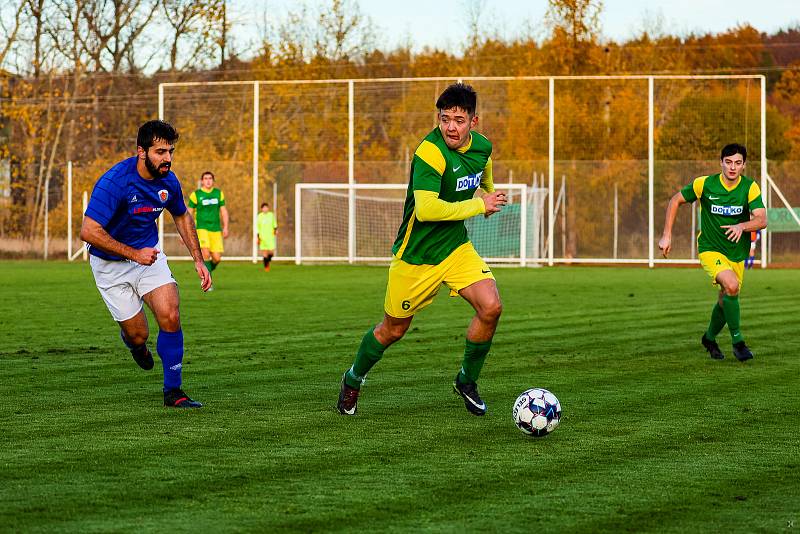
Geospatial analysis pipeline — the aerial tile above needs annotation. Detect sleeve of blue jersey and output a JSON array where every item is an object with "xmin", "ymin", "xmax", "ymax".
[
  {"xmin": 167, "ymin": 177, "xmax": 187, "ymax": 216},
  {"xmin": 84, "ymin": 176, "xmax": 123, "ymax": 226}
]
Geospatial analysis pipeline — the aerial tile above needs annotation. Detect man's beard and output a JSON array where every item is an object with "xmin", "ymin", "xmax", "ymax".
[{"xmin": 145, "ymin": 154, "xmax": 170, "ymax": 178}]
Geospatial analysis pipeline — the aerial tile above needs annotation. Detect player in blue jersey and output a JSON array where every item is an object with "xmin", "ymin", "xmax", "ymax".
[{"xmin": 80, "ymin": 120, "xmax": 212, "ymax": 408}]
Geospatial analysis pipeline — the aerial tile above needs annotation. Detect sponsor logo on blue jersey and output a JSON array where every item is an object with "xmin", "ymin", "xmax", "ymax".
[
  {"xmin": 132, "ymin": 205, "xmax": 165, "ymax": 215},
  {"xmin": 455, "ymin": 171, "xmax": 483, "ymax": 192},
  {"xmin": 710, "ymin": 204, "xmax": 743, "ymax": 216}
]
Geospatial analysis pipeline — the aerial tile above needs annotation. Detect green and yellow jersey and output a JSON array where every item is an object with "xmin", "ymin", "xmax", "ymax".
[
  {"xmin": 188, "ymin": 187, "xmax": 225, "ymax": 232},
  {"xmin": 680, "ymin": 173, "xmax": 764, "ymax": 262},
  {"xmin": 392, "ymin": 127, "xmax": 493, "ymax": 265}
]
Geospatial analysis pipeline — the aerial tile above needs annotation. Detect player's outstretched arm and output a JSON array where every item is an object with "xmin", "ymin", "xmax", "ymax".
[
  {"xmin": 414, "ymin": 190, "xmax": 485, "ymax": 222},
  {"xmin": 413, "ymin": 190, "xmax": 507, "ymax": 222},
  {"xmin": 80, "ymin": 216, "xmax": 158, "ymax": 265},
  {"xmin": 173, "ymin": 212, "xmax": 212, "ymax": 291},
  {"xmin": 658, "ymin": 192, "xmax": 687, "ymax": 258}
]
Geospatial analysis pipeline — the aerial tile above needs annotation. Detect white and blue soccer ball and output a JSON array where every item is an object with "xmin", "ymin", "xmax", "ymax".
[{"xmin": 513, "ymin": 388, "xmax": 561, "ymax": 437}]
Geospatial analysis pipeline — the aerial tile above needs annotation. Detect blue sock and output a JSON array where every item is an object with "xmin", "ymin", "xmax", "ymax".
[{"xmin": 157, "ymin": 329, "xmax": 183, "ymax": 392}]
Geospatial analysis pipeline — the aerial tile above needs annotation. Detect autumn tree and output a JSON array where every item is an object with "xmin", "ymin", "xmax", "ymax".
[
  {"xmin": 544, "ymin": 0, "xmax": 603, "ymax": 74},
  {"xmin": 773, "ymin": 65, "xmax": 800, "ymax": 159},
  {"xmin": 542, "ymin": 0, "xmax": 606, "ymax": 257},
  {"xmin": 311, "ymin": 0, "xmax": 374, "ymax": 66}
]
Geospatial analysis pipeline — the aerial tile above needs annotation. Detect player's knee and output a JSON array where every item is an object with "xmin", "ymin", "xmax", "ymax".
[
  {"xmin": 376, "ymin": 321, "xmax": 409, "ymax": 345},
  {"xmin": 160, "ymin": 309, "xmax": 181, "ymax": 330},
  {"xmin": 127, "ymin": 331, "xmax": 148, "ymax": 346},
  {"xmin": 480, "ymin": 299, "xmax": 503, "ymax": 324},
  {"xmin": 724, "ymin": 282, "xmax": 740, "ymax": 297},
  {"xmin": 385, "ymin": 324, "xmax": 408, "ymax": 343}
]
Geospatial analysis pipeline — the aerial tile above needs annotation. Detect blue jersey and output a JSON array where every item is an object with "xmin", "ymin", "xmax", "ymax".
[{"xmin": 84, "ymin": 156, "xmax": 187, "ymax": 260}]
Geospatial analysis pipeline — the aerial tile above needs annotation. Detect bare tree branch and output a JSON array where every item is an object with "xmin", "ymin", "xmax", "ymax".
[
  {"xmin": 161, "ymin": 0, "xmax": 222, "ymax": 71},
  {"xmin": 0, "ymin": 0, "xmax": 26, "ymax": 68},
  {"xmin": 79, "ymin": 0, "xmax": 157, "ymax": 72}
]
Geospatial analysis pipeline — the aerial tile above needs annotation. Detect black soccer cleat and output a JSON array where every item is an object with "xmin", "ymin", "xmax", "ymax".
[
  {"xmin": 453, "ymin": 374, "xmax": 487, "ymax": 416},
  {"xmin": 732, "ymin": 341, "xmax": 754, "ymax": 362},
  {"xmin": 164, "ymin": 388, "xmax": 203, "ymax": 408},
  {"xmin": 337, "ymin": 374, "xmax": 360, "ymax": 416},
  {"xmin": 701, "ymin": 334, "xmax": 725, "ymax": 360},
  {"xmin": 131, "ymin": 345, "xmax": 154, "ymax": 370},
  {"xmin": 121, "ymin": 331, "xmax": 154, "ymax": 370}
]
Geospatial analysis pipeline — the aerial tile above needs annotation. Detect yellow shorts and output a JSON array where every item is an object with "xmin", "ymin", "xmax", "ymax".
[
  {"xmin": 384, "ymin": 242, "xmax": 495, "ymax": 318},
  {"xmin": 196, "ymin": 229, "xmax": 224, "ymax": 253},
  {"xmin": 698, "ymin": 251, "xmax": 744, "ymax": 288}
]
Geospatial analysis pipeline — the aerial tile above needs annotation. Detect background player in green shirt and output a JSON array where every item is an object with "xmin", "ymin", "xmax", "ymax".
[
  {"xmin": 188, "ymin": 171, "xmax": 229, "ymax": 275},
  {"xmin": 257, "ymin": 202, "xmax": 278, "ymax": 271},
  {"xmin": 659, "ymin": 143, "xmax": 767, "ymax": 361},
  {"xmin": 337, "ymin": 83, "xmax": 508, "ymax": 416}
]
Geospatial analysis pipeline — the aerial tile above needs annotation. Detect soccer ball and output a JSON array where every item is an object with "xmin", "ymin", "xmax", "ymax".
[{"xmin": 512, "ymin": 388, "xmax": 562, "ymax": 437}]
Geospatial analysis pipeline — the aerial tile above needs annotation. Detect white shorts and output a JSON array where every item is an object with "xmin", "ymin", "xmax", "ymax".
[{"xmin": 90, "ymin": 252, "xmax": 176, "ymax": 322}]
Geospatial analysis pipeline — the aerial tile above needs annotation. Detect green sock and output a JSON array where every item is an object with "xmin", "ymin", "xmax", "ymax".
[
  {"xmin": 204, "ymin": 260, "xmax": 215, "ymax": 272},
  {"xmin": 458, "ymin": 339, "xmax": 492, "ymax": 384},
  {"xmin": 345, "ymin": 327, "xmax": 386, "ymax": 389},
  {"xmin": 705, "ymin": 302, "xmax": 726, "ymax": 341},
  {"xmin": 722, "ymin": 294, "xmax": 744, "ymax": 344}
]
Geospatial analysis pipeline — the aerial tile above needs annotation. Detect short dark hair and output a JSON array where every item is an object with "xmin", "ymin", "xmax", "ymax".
[
  {"xmin": 201, "ymin": 171, "xmax": 215, "ymax": 180},
  {"xmin": 137, "ymin": 120, "xmax": 179, "ymax": 151},
  {"xmin": 261, "ymin": 202, "xmax": 269, "ymax": 208},
  {"xmin": 436, "ymin": 83, "xmax": 477, "ymax": 116},
  {"xmin": 721, "ymin": 143, "xmax": 747, "ymax": 162}
]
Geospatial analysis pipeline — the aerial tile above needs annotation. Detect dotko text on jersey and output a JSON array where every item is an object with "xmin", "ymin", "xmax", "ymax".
[{"xmin": 455, "ymin": 171, "xmax": 483, "ymax": 192}]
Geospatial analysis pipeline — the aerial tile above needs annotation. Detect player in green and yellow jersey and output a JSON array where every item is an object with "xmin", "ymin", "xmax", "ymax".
[
  {"xmin": 659, "ymin": 143, "xmax": 767, "ymax": 361},
  {"xmin": 188, "ymin": 171, "xmax": 229, "ymax": 276},
  {"xmin": 337, "ymin": 83, "xmax": 508, "ymax": 416}
]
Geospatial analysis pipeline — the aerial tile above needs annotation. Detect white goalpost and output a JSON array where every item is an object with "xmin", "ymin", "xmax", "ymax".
[{"xmin": 294, "ymin": 183, "xmax": 543, "ymax": 265}]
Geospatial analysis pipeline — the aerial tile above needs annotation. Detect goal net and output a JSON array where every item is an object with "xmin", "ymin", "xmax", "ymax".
[{"xmin": 295, "ymin": 183, "xmax": 544, "ymax": 264}]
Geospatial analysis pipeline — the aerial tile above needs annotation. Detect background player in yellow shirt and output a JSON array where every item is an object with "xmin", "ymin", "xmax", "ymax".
[{"xmin": 257, "ymin": 202, "xmax": 278, "ymax": 271}]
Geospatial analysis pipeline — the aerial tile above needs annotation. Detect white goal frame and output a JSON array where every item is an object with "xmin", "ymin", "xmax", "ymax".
[
  {"xmin": 295, "ymin": 183, "xmax": 531, "ymax": 265},
  {"xmin": 158, "ymin": 74, "xmax": 769, "ymax": 267}
]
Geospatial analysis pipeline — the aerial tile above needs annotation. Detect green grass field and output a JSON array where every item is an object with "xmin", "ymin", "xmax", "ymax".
[{"xmin": 1, "ymin": 261, "xmax": 798, "ymax": 532}]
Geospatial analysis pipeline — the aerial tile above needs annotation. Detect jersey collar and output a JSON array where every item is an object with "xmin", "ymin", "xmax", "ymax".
[
  {"xmin": 718, "ymin": 173, "xmax": 741, "ymax": 192},
  {"xmin": 456, "ymin": 133, "xmax": 474, "ymax": 154}
]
